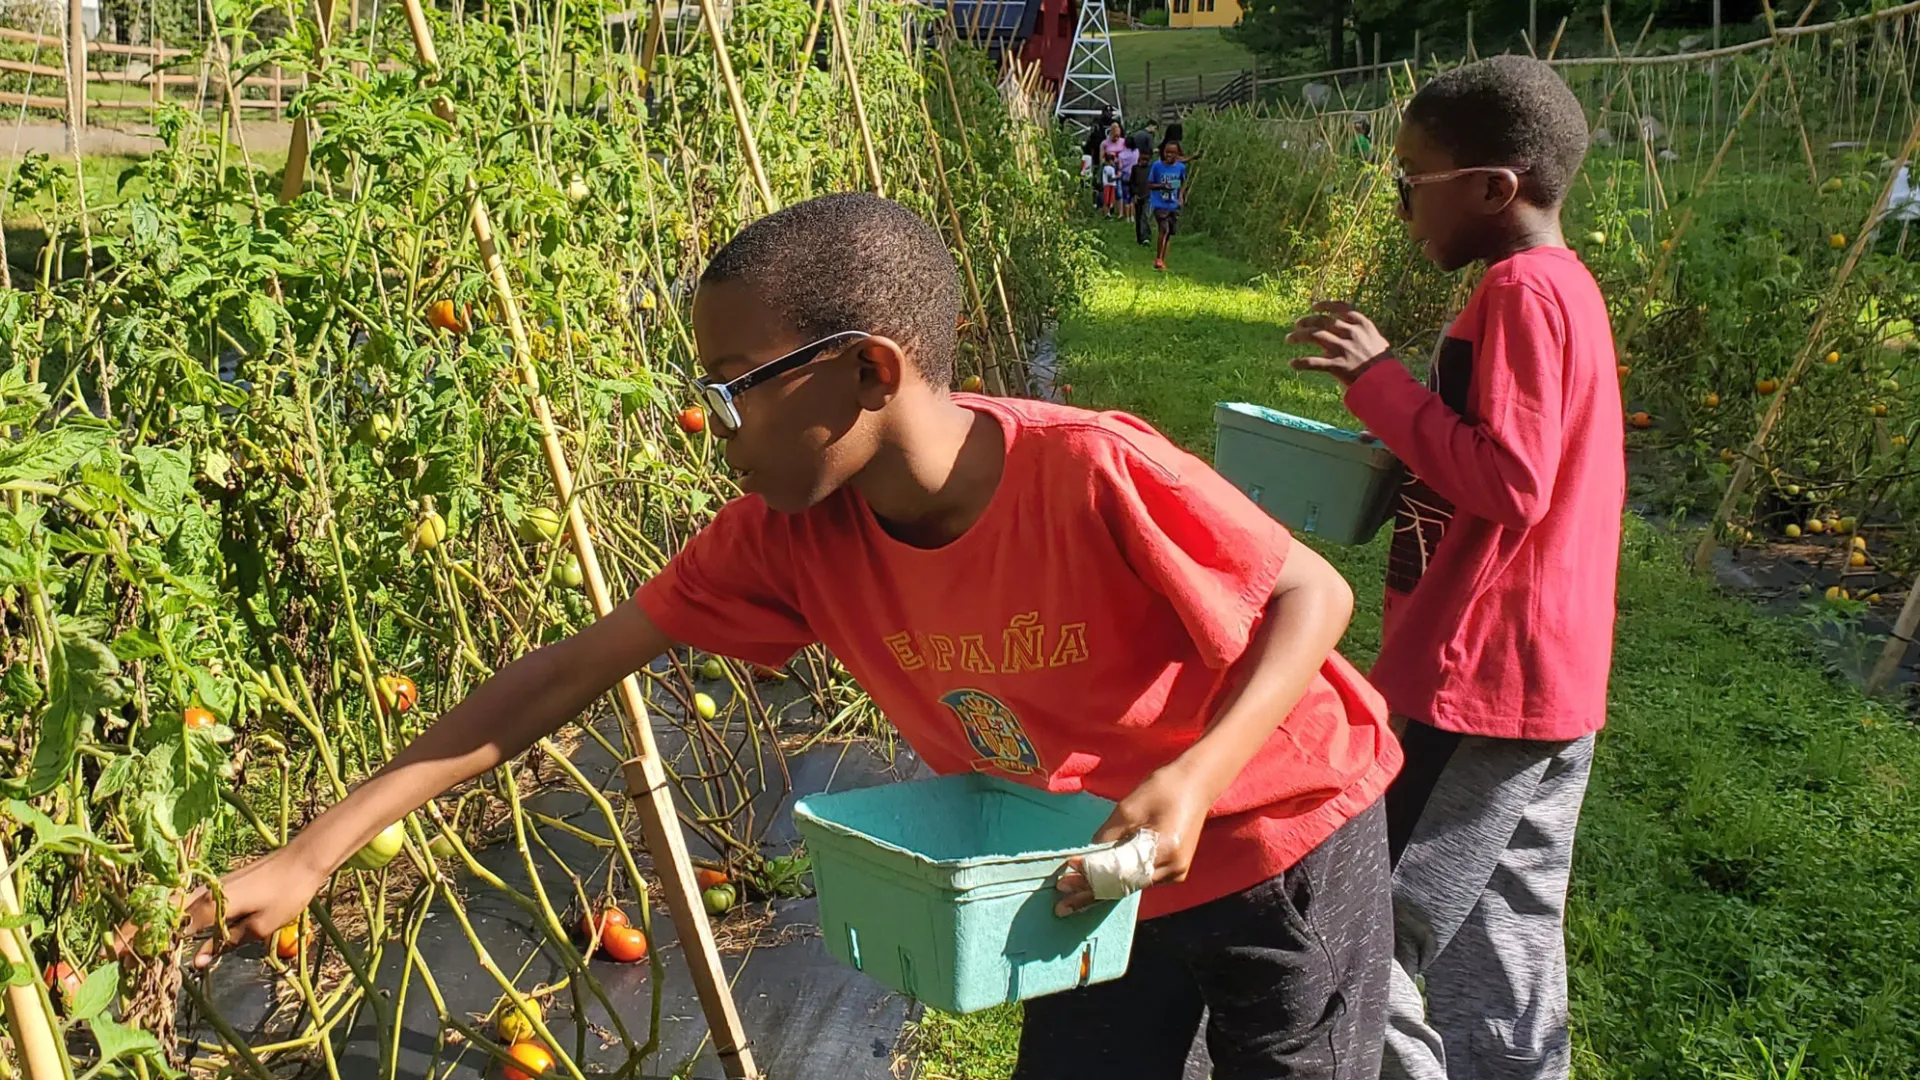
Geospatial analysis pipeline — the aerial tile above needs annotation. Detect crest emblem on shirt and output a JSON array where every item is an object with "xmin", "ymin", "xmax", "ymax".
[{"xmin": 941, "ymin": 688, "xmax": 1042, "ymax": 776}]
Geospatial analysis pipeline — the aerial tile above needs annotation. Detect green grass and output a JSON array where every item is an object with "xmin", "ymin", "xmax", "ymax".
[
  {"xmin": 1109, "ymin": 28, "xmax": 1255, "ymax": 89},
  {"xmin": 913, "ymin": 219, "xmax": 1920, "ymax": 1080}
]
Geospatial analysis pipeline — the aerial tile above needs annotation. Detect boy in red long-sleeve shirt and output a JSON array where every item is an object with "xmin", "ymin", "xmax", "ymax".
[{"xmin": 1289, "ymin": 56, "xmax": 1623, "ymax": 1080}]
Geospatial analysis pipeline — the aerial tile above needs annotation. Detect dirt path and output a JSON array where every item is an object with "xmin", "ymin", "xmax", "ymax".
[{"xmin": 0, "ymin": 120, "xmax": 294, "ymax": 158}]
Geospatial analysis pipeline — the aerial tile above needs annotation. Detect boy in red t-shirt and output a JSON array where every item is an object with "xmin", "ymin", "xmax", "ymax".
[
  {"xmin": 1288, "ymin": 56, "xmax": 1623, "ymax": 1079},
  {"xmin": 181, "ymin": 193, "xmax": 1402, "ymax": 1077}
]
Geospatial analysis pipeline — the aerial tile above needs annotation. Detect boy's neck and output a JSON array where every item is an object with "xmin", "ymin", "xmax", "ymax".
[
  {"xmin": 852, "ymin": 393, "xmax": 1004, "ymax": 548},
  {"xmin": 1476, "ymin": 205, "xmax": 1567, "ymax": 264}
]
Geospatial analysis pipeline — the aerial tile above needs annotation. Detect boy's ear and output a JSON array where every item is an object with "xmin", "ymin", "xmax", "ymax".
[
  {"xmin": 853, "ymin": 335, "xmax": 911, "ymax": 411},
  {"xmin": 1476, "ymin": 170, "xmax": 1524, "ymax": 216}
]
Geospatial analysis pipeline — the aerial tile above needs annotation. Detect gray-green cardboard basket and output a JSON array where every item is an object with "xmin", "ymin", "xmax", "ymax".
[{"xmin": 1213, "ymin": 402, "xmax": 1402, "ymax": 544}]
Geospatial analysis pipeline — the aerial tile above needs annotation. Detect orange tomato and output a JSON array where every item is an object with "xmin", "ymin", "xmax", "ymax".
[
  {"xmin": 184, "ymin": 707, "xmax": 216, "ymax": 730},
  {"xmin": 1756, "ymin": 378, "xmax": 1780, "ymax": 396},
  {"xmin": 1628, "ymin": 411, "xmax": 1652, "ymax": 429},
  {"xmin": 428, "ymin": 299, "xmax": 467, "ymax": 334},
  {"xmin": 677, "ymin": 406, "xmax": 706, "ymax": 435},
  {"xmin": 274, "ymin": 920, "xmax": 305, "ymax": 961},
  {"xmin": 503, "ymin": 1040, "xmax": 554, "ymax": 1080},
  {"xmin": 695, "ymin": 868, "xmax": 730, "ymax": 890},
  {"xmin": 959, "ymin": 375, "xmax": 984, "ymax": 393},
  {"xmin": 601, "ymin": 925, "xmax": 649, "ymax": 964},
  {"xmin": 1617, "ymin": 364, "xmax": 1631, "ymax": 380},
  {"xmin": 579, "ymin": 906, "xmax": 628, "ymax": 944},
  {"xmin": 378, "ymin": 674, "xmax": 418, "ymax": 714}
]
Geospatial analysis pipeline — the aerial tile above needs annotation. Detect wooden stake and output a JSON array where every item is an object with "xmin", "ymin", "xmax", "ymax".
[
  {"xmin": 0, "ymin": 836, "xmax": 66, "ymax": 1080},
  {"xmin": 393, "ymin": 0, "xmax": 760, "ymax": 1074},
  {"xmin": 1868, "ymin": 573, "xmax": 1920, "ymax": 691},
  {"xmin": 699, "ymin": 0, "xmax": 776, "ymax": 211},
  {"xmin": 280, "ymin": 0, "xmax": 337, "ymax": 205},
  {"xmin": 917, "ymin": 86, "xmax": 1002, "ymax": 392},
  {"xmin": 64, "ymin": 0, "xmax": 84, "ymax": 153},
  {"xmin": 828, "ymin": 0, "xmax": 885, "ymax": 195}
]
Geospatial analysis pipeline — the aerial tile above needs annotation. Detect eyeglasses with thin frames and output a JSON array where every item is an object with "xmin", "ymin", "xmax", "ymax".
[
  {"xmin": 694, "ymin": 330, "xmax": 869, "ymax": 436},
  {"xmin": 1395, "ymin": 165, "xmax": 1532, "ymax": 214}
]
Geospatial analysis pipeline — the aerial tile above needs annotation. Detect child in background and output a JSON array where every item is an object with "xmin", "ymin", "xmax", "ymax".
[
  {"xmin": 1129, "ymin": 135, "xmax": 1155, "ymax": 246},
  {"xmin": 1101, "ymin": 153, "xmax": 1120, "ymax": 217},
  {"xmin": 1117, "ymin": 138, "xmax": 1141, "ymax": 214},
  {"xmin": 1287, "ymin": 56, "xmax": 1622, "ymax": 1080},
  {"xmin": 1148, "ymin": 141, "xmax": 1188, "ymax": 271},
  {"xmin": 183, "ymin": 193, "xmax": 1405, "ymax": 1079}
]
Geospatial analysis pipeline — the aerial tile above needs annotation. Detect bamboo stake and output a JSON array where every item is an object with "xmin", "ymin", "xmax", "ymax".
[
  {"xmin": 280, "ymin": 0, "xmax": 339, "ymax": 204},
  {"xmin": 788, "ymin": 0, "xmax": 828, "ymax": 99},
  {"xmin": 1868, "ymin": 573, "xmax": 1920, "ymax": 690},
  {"xmin": 1762, "ymin": 0, "xmax": 1822, "ymax": 185},
  {"xmin": 828, "ymin": 0, "xmax": 885, "ymax": 196},
  {"xmin": 917, "ymin": 87, "xmax": 1001, "ymax": 392},
  {"xmin": 1693, "ymin": 101, "xmax": 1920, "ymax": 572},
  {"xmin": 62, "ymin": 0, "xmax": 81, "ymax": 153},
  {"xmin": 391, "ymin": 2, "xmax": 759, "ymax": 1075},
  {"xmin": 699, "ymin": 0, "xmax": 776, "ymax": 212},
  {"xmin": 0, "ymin": 838, "xmax": 64, "ymax": 1080}
]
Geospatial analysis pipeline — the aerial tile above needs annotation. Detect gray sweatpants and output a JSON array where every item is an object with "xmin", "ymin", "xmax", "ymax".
[{"xmin": 1380, "ymin": 719, "xmax": 1596, "ymax": 1080}]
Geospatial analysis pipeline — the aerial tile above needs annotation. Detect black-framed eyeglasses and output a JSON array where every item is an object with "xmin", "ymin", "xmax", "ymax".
[
  {"xmin": 694, "ymin": 330, "xmax": 869, "ymax": 435},
  {"xmin": 1394, "ymin": 165, "xmax": 1532, "ymax": 214}
]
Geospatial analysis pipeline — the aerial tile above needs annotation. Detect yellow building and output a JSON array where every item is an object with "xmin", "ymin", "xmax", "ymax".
[{"xmin": 1167, "ymin": 0, "xmax": 1241, "ymax": 29}]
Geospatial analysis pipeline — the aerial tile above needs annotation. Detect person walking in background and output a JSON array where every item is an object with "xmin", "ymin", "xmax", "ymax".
[
  {"xmin": 1287, "ymin": 56, "xmax": 1621, "ymax": 1080},
  {"xmin": 1100, "ymin": 153, "xmax": 1120, "ymax": 218},
  {"xmin": 1117, "ymin": 137, "xmax": 1141, "ymax": 218},
  {"xmin": 1148, "ymin": 141, "xmax": 1188, "ymax": 271},
  {"xmin": 1130, "ymin": 134, "xmax": 1155, "ymax": 246}
]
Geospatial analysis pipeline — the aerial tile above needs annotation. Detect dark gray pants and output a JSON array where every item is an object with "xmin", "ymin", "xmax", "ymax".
[
  {"xmin": 1015, "ymin": 799, "xmax": 1393, "ymax": 1080},
  {"xmin": 1382, "ymin": 720, "xmax": 1596, "ymax": 1080}
]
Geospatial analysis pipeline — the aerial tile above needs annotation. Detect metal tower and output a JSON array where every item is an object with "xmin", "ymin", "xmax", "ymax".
[{"xmin": 1055, "ymin": 1, "xmax": 1121, "ymax": 133}]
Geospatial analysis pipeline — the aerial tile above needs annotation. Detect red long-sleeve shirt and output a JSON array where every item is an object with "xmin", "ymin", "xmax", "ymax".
[{"xmin": 1344, "ymin": 246, "xmax": 1624, "ymax": 741}]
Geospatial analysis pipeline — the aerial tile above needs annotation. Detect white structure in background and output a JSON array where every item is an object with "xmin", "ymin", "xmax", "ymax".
[{"xmin": 1056, "ymin": 0, "xmax": 1121, "ymax": 134}]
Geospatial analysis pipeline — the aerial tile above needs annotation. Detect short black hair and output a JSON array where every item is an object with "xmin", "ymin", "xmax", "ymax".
[
  {"xmin": 1403, "ymin": 55, "xmax": 1589, "ymax": 207},
  {"xmin": 701, "ymin": 193, "xmax": 962, "ymax": 385}
]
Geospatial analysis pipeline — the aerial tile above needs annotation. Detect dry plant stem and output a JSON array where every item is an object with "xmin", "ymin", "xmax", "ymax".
[
  {"xmin": 828, "ymin": 0, "xmax": 885, "ymax": 196},
  {"xmin": 1762, "ymin": 0, "xmax": 1823, "ymax": 185},
  {"xmin": 1692, "ymin": 101, "xmax": 1920, "ymax": 571}
]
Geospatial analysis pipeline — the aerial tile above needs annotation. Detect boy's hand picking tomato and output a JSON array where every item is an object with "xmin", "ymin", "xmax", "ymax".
[{"xmin": 1286, "ymin": 301, "xmax": 1394, "ymax": 385}]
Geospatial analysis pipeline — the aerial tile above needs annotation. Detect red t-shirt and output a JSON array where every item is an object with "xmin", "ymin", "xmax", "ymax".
[
  {"xmin": 1345, "ymin": 246, "xmax": 1624, "ymax": 741},
  {"xmin": 636, "ymin": 396, "xmax": 1400, "ymax": 918}
]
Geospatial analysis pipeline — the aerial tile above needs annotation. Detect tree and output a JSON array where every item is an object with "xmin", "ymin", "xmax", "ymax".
[{"xmin": 1227, "ymin": 0, "xmax": 1349, "ymax": 71}]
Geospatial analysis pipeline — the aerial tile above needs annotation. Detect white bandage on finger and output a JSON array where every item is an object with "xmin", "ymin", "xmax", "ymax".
[{"xmin": 1079, "ymin": 829, "xmax": 1160, "ymax": 901}]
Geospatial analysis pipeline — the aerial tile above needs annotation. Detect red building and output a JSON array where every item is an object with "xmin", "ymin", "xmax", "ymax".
[{"xmin": 1019, "ymin": 0, "xmax": 1077, "ymax": 85}]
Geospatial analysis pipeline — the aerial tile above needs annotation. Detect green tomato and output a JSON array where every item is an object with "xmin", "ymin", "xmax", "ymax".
[
  {"xmin": 693, "ymin": 693, "xmax": 718, "ymax": 721},
  {"xmin": 355, "ymin": 413, "xmax": 394, "ymax": 446},
  {"xmin": 702, "ymin": 884, "xmax": 735, "ymax": 916},
  {"xmin": 519, "ymin": 507, "xmax": 564, "ymax": 544},
  {"xmin": 698, "ymin": 657, "xmax": 726, "ymax": 681},
  {"xmin": 346, "ymin": 820, "xmax": 407, "ymax": 871},
  {"xmin": 428, "ymin": 834, "xmax": 458, "ymax": 860},
  {"xmin": 552, "ymin": 553, "xmax": 585, "ymax": 589}
]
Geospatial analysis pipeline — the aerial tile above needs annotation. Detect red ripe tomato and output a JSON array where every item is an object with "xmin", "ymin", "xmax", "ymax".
[
  {"xmin": 378, "ymin": 674, "xmax": 418, "ymax": 714},
  {"xmin": 600, "ymin": 925, "xmax": 649, "ymax": 964},
  {"xmin": 183, "ymin": 707, "xmax": 216, "ymax": 730},
  {"xmin": 677, "ymin": 406, "xmax": 706, "ymax": 435},
  {"xmin": 694, "ymin": 868, "xmax": 729, "ymax": 891},
  {"xmin": 579, "ymin": 906, "xmax": 628, "ymax": 943},
  {"xmin": 44, "ymin": 962, "xmax": 81, "ymax": 1002},
  {"xmin": 502, "ymin": 1040, "xmax": 554, "ymax": 1080}
]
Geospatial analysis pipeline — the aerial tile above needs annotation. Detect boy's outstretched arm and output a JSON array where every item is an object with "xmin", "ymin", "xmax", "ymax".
[
  {"xmin": 177, "ymin": 600, "xmax": 673, "ymax": 964},
  {"xmin": 1289, "ymin": 299, "xmax": 1565, "ymax": 530},
  {"xmin": 1055, "ymin": 540, "xmax": 1353, "ymax": 914}
]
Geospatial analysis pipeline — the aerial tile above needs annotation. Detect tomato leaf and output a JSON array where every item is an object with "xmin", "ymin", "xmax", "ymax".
[
  {"xmin": 246, "ymin": 294, "xmax": 280, "ymax": 347},
  {"xmin": 92, "ymin": 754, "xmax": 137, "ymax": 802},
  {"xmin": 69, "ymin": 962, "xmax": 118, "ymax": 1021},
  {"xmin": 22, "ymin": 636, "xmax": 130, "ymax": 797},
  {"xmin": 90, "ymin": 1014, "xmax": 173, "ymax": 1071},
  {"xmin": 2, "ymin": 801, "xmax": 118, "ymax": 862}
]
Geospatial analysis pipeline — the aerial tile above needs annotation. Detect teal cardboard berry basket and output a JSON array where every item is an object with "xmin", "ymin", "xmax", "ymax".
[
  {"xmin": 792, "ymin": 774, "xmax": 1142, "ymax": 1015},
  {"xmin": 1213, "ymin": 402, "xmax": 1402, "ymax": 544}
]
